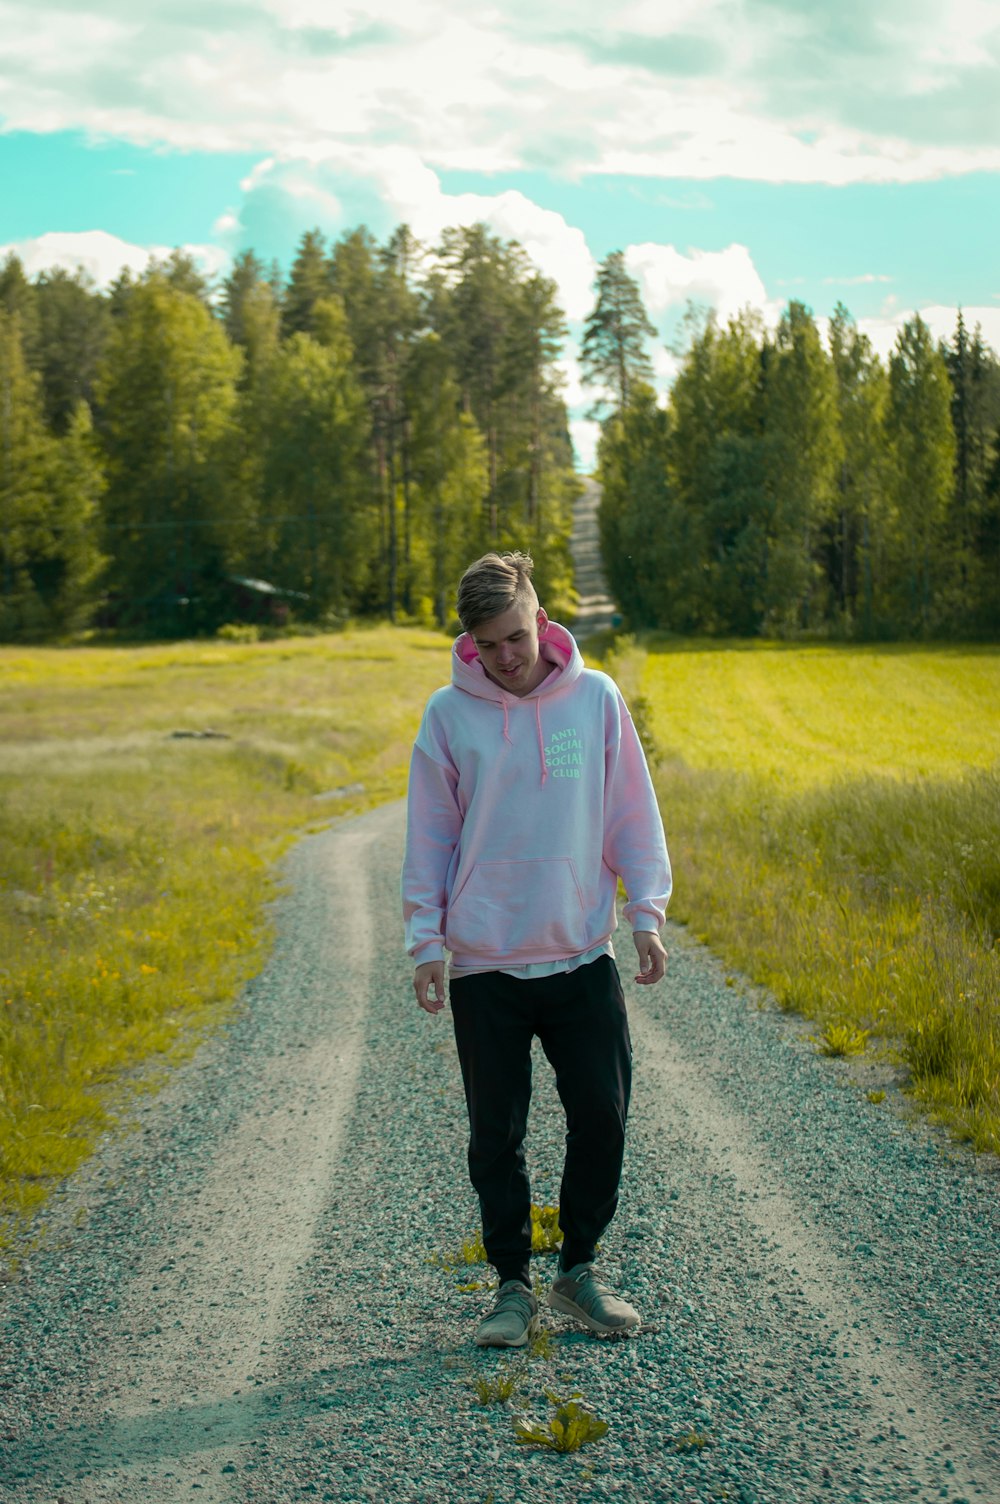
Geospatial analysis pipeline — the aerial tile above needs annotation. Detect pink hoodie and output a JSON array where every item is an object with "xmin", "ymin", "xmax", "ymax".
[{"xmin": 402, "ymin": 621, "xmax": 671, "ymax": 969}]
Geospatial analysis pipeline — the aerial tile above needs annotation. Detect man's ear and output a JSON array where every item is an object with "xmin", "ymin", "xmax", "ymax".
[{"xmin": 536, "ymin": 607, "xmax": 549, "ymax": 631}]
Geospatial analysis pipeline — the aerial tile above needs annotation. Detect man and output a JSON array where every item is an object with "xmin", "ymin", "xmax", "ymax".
[{"xmin": 402, "ymin": 551, "xmax": 670, "ymax": 1348}]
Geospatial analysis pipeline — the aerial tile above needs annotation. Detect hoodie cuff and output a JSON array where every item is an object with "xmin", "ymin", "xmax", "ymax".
[{"xmin": 411, "ymin": 941, "xmax": 445, "ymax": 965}]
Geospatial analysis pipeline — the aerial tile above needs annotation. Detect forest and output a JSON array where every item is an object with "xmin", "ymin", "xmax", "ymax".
[
  {"xmin": 0, "ymin": 224, "xmax": 578, "ymax": 639},
  {"xmin": 1, "ymin": 226, "xmax": 998, "ymax": 642},
  {"xmin": 590, "ymin": 256, "xmax": 1000, "ymax": 639}
]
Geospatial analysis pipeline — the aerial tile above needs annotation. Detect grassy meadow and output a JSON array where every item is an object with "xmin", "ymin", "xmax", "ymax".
[
  {"xmin": 0, "ymin": 627, "xmax": 452, "ymax": 1242},
  {"xmin": 1, "ymin": 630, "xmax": 998, "ymax": 1247},
  {"xmin": 612, "ymin": 639, "xmax": 1000, "ymax": 1153}
]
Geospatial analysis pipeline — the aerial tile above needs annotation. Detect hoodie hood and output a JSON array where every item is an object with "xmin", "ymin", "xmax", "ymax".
[
  {"xmin": 452, "ymin": 618, "xmax": 583, "ymax": 700},
  {"xmin": 451, "ymin": 620, "xmax": 584, "ymax": 783}
]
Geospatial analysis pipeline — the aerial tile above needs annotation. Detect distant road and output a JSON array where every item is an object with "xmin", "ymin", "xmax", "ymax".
[{"xmin": 570, "ymin": 475, "xmax": 617, "ymax": 638}]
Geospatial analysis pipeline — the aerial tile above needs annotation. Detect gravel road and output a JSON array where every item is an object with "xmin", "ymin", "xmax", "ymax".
[{"xmin": 1, "ymin": 801, "xmax": 998, "ymax": 1504}]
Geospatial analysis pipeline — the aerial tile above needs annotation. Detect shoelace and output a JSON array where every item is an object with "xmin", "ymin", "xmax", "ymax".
[
  {"xmin": 493, "ymin": 1284, "xmax": 533, "ymax": 1317},
  {"xmin": 569, "ymin": 1272, "xmax": 613, "ymax": 1312}
]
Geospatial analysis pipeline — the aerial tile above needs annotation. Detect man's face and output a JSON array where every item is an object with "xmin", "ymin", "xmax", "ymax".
[{"xmin": 471, "ymin": 601, "xmax": 550, "ymax": 697}]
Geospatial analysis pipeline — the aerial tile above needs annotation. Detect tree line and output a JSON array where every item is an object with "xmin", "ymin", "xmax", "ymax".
[
  {"xmin": 4, "ymin": 228, "xmax": 998, "ymax": 643},
  {"xmin": 585, "ymin": 255, "xmax": 1000, "ymax": 638},
  {"xmin": 0, "ymin": 225, "xmax": 578, "ymax": 639}
]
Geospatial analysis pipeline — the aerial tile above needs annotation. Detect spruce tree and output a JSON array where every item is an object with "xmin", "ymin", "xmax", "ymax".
[
  {"xmin": 34, "ymin": 267, "xmax": 111, "ymax": 435},
  {"xmin": 282, "ymin": 230, "xmax": 331, "ymax": 339},
  {"xmin": 760, "ymin": 300, "xmax": 841, "ymax": 630},
  {"xmin": 887, "ymin": 316, "xmax": 956, "ymax": 633},
  {"xmin": 827, "ymin": 305, "xmax": 892, "ymax": 636}
]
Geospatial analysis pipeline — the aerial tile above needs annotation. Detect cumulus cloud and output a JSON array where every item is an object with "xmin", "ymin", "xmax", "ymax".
[
  {"xmin": 0, "ymin": 229, "xmax": 230, "ymax": 287},
  {"xmin": 1, "ymin": 0, "xmax": 999, "ymax": 183},
  {"xmin": 625, "ymin": 242, "xmax": 776, "ymax": 324},
  {"xmin": 227, "ymin": 150, "xmax": 598, "ymax": 318},
  {"xmin": 857, "ymin": 302, "xmax": 1000, "ymax": 361}
]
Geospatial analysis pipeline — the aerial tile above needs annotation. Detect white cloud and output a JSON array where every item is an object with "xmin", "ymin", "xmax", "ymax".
[
  {"xmin": 0, "ymin": 1, "xmax": 999, "ymax": 183},
  {"xmin": 570, "ymin": 416, "xmax": 601, "ymax": 475},
  {"xmin": 0, "ymin": 230, "xmax": 230, "ymax": 288},
  {"xmin": 625, "ymin": 242, "xmax": 775, "ymax": 324},
  {"xmin": 651, "ymin": 344, "xmax": 683, "ymax": 385},
  {"xmin": 858, "ymin": 303, "xmax": 1000, "ymax": 361},
  {"xmin": 234, "ymin": 150, "xmax": 598, "ymax": 319},
  {"xmin": 554, "ymin": 351, "xmax": 589, "ymax": 411}
]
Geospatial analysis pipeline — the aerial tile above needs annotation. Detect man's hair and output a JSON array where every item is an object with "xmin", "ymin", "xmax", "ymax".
[{"xmin": 456, "ymin": 551, "xmax": 538, "ymax": 634}]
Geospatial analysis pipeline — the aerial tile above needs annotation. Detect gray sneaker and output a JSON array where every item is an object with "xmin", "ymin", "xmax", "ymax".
[
  {"xmin": 548, "ymin": 1263, "xmax": 641, "ymax": 1335},
  {"xmin": 475, "ymin": 1280, "xmax": 540, "ymax": 1348}
]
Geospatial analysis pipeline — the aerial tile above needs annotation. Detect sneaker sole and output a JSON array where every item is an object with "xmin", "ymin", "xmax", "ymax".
[
  {"xmin": 547, "ymin": 1291, "xmax": 641, "ymax": 1335},
  {"xmin": 474, "ymin": 1313, "xmax": 541, "ymax": 1348}
]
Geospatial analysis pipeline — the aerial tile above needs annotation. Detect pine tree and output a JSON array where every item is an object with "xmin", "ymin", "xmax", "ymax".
[{"xmin": 580, "ymin": 251, "xmax": 656, "ymax": 416}]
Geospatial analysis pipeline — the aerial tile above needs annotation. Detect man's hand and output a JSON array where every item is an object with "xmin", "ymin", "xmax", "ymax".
[
  {"xmin": 633, "ymin": 930, "xmax": 668, "ymax": 985},
  {"xmin": 414, "ymin": 960, "xmax": 446, "ymax": 1014}
]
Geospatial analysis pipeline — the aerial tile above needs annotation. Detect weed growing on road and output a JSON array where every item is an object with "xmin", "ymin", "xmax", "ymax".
[
  {"xmin": 529, "ymin": 1326, "xmax": 555, "ymax": 1360},
  {"xmin": 439, "ymin": 1205, "xmax": 561, "ymax": 1279},
  {"xmin": 672, "ymin": 1427, "xmax": 715, "ymax": 1453},
  {"xmin": 472, "ymin": 1359, "xmax": 526, "ymax": 1407},
  {"xmin": 513, "ymin": 1391, "xmax": 609, "ymax": 1453},
  {"xmin": 530, "ymin": 1202, "xmax": 563, "ymax": 1254}
]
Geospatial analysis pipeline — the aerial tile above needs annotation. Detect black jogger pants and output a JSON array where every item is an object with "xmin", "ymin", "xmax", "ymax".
[{"xmin": 449, "ymin": 955, "xmax": 632, "ymax": 1289}]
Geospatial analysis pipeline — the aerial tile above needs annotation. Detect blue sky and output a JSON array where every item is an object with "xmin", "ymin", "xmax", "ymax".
[{"xmin": 3, "ymin": 0, "xmax": 1000, "ymax": 467}]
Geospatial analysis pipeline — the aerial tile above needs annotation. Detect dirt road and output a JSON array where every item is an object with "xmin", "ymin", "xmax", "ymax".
[
  {"xmin": 570, "ymin": 476, "xmax": 617, "ymax": 638},
  {"xmin": 1, "ymin": 804, "xmax": 998, "ymax": 1503}
]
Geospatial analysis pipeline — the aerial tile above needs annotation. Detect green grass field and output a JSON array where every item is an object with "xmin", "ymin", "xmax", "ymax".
[
  {"xmin": 623, "ymin": 639, "xmax": 1000, "ymax": 1151},
  {"xmin": 0, "ymin": 628, "xmax": 451, "ymax": 1241},
  {"xmin": 2, "ymin": 630, "xmax": 998, "ymax": 1247}
]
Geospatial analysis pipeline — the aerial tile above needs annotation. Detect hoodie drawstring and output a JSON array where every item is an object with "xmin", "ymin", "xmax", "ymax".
[
  {"xmin": 535, "ymin": 699, "xmax": 548, "ymax": 785},
  {"xmin": 499, "ymin": 696, "xmax": 547, "ymax": 783}
]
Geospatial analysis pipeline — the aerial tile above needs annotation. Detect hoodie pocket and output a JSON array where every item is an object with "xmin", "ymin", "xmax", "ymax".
[{"xmin": 446, "ymin": 857, "xmax": 588, "ymax": 957}]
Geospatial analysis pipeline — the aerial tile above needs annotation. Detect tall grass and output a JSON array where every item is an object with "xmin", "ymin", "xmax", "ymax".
[
  {"xmin": 0, "ymin": 627, "xmax": 453, "ymax": 1241},
  {"xmin": 620, "ymin": 640, "xmax": 1000, "ymax": 1153}
]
